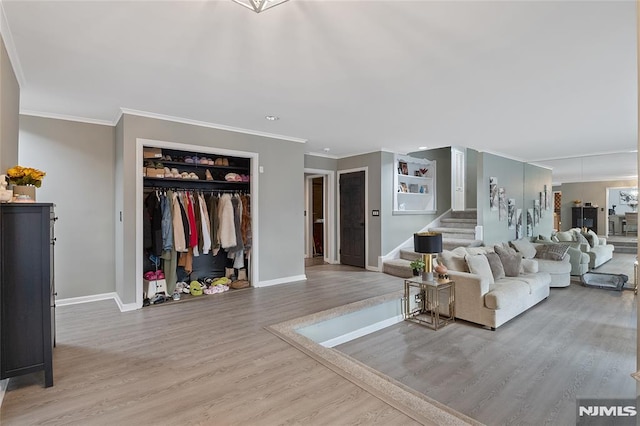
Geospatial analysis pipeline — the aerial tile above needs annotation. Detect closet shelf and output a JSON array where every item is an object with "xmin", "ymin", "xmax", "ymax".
[
  {"xmin": 143, "ymin": 177, "xmax": 249, "ymax": 189},
  {"xmin": 146, "ymin": 160, "xmax": 249, "ymax": 171}
]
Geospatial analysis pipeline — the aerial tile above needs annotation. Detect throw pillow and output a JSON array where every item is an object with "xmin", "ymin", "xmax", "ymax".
[
  {"xmin": 510, "ymin": 238, "xmax": 537, "ymax": 259},
  {"xmin": 535, "ymin": 243, "xmax": 570, "ymax": 261},
  {"xmin": 494, "ymin": 244, "xmax": 522, "ymax": 277},
  {"xmin": 538, "ymin": 234, "xmax": 551, "ymax": 242},
  {"xmin": 485, "ymin": 251, "xmax": 506, "ymax": 281},
  {"xmin": 465, "ymin": 254, "xmax": 495, "ymax": 285},
  {"xmin": 555, "ymin": 231, "xmax": 574, "ymax": 242},
  {"xmin": 439, "ymin": 250, "xmax": 468, "ymax": 272},
  {"xmin": 576, "ymin": 231, "xmax": 591, "ymax": 247},
  {"xmin": 587, "ymin": 229, "xmax": 600, "ymax": 247}
]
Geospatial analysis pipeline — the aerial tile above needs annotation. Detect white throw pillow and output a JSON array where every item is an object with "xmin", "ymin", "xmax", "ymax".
[
  {"xmin": 587, "ymin": 229, "xmax": 599, "ymax": 247},
  {"xmin": 465, "ymin": 254, "xmax": 495, "ymax": 285},
  {"xmin": 510, "ymin": 238, "xmax": 537, "ymax": 259}
]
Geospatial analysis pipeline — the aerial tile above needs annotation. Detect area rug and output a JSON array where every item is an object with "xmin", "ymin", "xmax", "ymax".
[{"xmin": 265, "ymin": 292, "xmax": 480, "ymax": 426}]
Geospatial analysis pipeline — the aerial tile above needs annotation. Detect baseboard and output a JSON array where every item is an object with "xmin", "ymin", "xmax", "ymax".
[
  {"xmin": 0, "ymin": 378, "xmax": 7, "ymax": 410},
  {"xmin": 114, "ymin": 293, "xmax": 140, "ymax": 312},
  {"xmin": 56, "ymin": 292, "xmax": 118, "ymax": 307},
  {"xmin": 320, "ymin": 315, "xmax": 404, "ymax": 348},
  {"xmin": 256, "ymin": 274, "xmax": 307, "ymax": 288},
  {"xmin": 366, "ymin": 265, "xmax": 380, "ymax": 272}
]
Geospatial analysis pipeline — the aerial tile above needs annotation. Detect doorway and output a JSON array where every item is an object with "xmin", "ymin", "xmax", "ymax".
[
  {"xmin": 304, "ymin": 169, "xmax": 335, "ymax": 266},
  {"xmin": 339, "ymin": 170, "xmax": 366, "ymax": 268}
]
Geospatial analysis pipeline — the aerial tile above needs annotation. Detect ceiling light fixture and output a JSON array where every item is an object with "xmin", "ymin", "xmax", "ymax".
[
  {"xmin": 233, "ymin": 0, "xmax": 290, "ymax": 13},
  {"xmin": 418, "ymin": 146, "xmax": 428, "ymax": 150},
  {"xmin": 265, "ymin": 115, "xmax": 279, "ymax": 121}
]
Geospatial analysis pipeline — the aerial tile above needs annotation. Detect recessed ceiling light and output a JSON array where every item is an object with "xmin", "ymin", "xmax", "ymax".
[
  {"xmin": 265, "ymin": 115, "xmax": 279, "ymax": 121},
  {"xmin": 418, "ymin": 146, "xmax": 428, "ymax": 150},
  {"xmin": 323, "ymin": 148, "xmax": 330, "ymax": 152}
]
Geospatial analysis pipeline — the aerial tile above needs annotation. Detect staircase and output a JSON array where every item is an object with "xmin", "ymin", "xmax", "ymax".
[
  {"xmin": 382, "ymin": 210, "xmax": 483, "ymax": 278},
  {"xmin": 608, "ymin": 239, "xmax": 638, "ymax": 254}
]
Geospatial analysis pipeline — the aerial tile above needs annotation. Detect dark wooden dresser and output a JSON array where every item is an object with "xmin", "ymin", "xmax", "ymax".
[{"xmin": 0, "ymin": 203, "xmax": 56, "ymax": 387}]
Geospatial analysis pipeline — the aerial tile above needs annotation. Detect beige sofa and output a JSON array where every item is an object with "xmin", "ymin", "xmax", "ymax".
[
  {"xmin": 509, "ymin": 238, "xmax": 572, "ymax": 287},
  {"xmin": 554, "ymin": 228, "xmax": 614, "ymax": 269},
  {"xmin": 439, "ymin": 246, "xmax": 551, "ymax": 330}
]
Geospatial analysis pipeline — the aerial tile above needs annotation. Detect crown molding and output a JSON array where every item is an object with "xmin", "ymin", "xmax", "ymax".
[
  {"xmin": 20, "ymin": 109, "xmax": 113, "ymax": 126},
  {"xmin": 119, "ymin": 108, "xmax": 307, "ymax": 144},
  {"xmin": 0, "ymin": 1, "xmax": 25, "ymax": 88}
]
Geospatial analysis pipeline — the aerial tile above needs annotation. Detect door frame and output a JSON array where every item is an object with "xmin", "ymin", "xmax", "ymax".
[
  {"xmin": 337, "ymin": 167, "xmax": 369, "ymax": 270},
  {"xmin": 304, "ymin": 168, "xmax": 336, "ymax": 264},
  {"xmin": 451, "ymin": 147, "xmax": 466, "ymax": 211},
  {"xmin": 136, "ymin": 138, "xmax": 260, "ymax": 309}
]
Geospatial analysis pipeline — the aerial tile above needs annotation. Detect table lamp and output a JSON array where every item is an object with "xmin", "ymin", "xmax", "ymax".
[{"xmin": 414, "ymin": 232, "xmax": 443, "ymax": 282}]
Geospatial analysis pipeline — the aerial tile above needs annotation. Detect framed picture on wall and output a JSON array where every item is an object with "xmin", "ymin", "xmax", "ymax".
[
  {"xmin": 498, "ymin": 188, "xmax": 506, "ymax": 221},
  {"xmin": 508, "ymin": 199, "xmax": 516, "ymax": 229},
  {"xmin": 489, "ymin": 177, "xmax": 498, "ymax": 211}
]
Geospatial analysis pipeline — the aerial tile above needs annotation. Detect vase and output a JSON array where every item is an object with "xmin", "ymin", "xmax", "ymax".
[{"xmin": 12, "ymin": 185, "xmax": 36, "ymax": 202}]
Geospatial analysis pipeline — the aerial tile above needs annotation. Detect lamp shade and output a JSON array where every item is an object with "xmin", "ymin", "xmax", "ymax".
[{"xmin": 414, "ymin": 232, "xmax": 442, "ymax": 254}]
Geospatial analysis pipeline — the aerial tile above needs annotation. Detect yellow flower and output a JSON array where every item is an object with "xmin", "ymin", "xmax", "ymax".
[{"xmin": 5, "ymin": 165, "xmax": 45, "ymax": 188}]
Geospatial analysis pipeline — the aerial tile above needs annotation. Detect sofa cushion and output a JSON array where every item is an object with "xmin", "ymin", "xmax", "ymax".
[
  {"xmin": 513, "ymin": 273, "xmax": 550, "ymax": 294},
  {"xmin": 510, "ymin": 238, "xmax": 537, "ymax": 259},
  {"xmin": 494, "ymin": 244, "xmax": 522, "ymax": 277},
  {"xmin": 484, "ymin": 280, "xmax": 530, "ymax": 310},
  {"xmin": 439, "ymin": 250, "xmax": 468, "ymax": 272},
  {"xmin": 465, "ymin": 254, "xmax": 495, "ymax": 285},
  {"xmin": 535, "ymin": 243, "xmax": 570, "ymax": 261},
  {"xmin": 587, "ymin": 229, "xmax": 600, "ymax": 247},
  {"xmin": 555, "ymin": 231, "xmax": 574, "ymax": 242},
  {"xmin": 521, "ymin": 259, "xmax": 539, "ymax": 274},
  {"xmin": 574, "ymin": 230, "xmax": 590, "ymax": 246},
  {"xmin": 535, "ymin": 258, "xmax": 571, "ymax": 274},
  {"xmin": 485, "ymin": 252, "xmax": 506, "ymax": 281}
]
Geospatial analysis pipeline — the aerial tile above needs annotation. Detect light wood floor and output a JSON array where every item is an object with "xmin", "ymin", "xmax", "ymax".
[
  {"xmin": 1, "ymin": 258, "xmax": 637, "ymax": 425},
  {"xmin": 339, "ymin": 255, "xmax": 638, "ymax": 425}
]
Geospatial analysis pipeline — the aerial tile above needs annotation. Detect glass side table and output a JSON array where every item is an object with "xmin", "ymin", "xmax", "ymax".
[{"xmin": 403, "ymin": 278, "xmax": 455, "ymax": 330}]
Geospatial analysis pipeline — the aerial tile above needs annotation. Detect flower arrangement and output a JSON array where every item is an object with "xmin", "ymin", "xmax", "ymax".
[{"xmin": 6, "ymin": 165, "xmax": 46, "ymax": 187}]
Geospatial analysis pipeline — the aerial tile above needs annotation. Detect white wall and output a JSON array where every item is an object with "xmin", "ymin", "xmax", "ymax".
[{"xmin": 19, "ymin": 115, "xmax": 116, "ymax": 299}]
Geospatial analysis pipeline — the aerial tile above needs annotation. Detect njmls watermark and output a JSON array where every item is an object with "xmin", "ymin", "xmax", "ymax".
[{"xmin": 576, "ymin": 398, "xmax": 637, "ymax": 425}]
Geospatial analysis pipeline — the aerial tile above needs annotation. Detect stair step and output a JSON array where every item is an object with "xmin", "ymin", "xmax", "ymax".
[
  {"xmin": 613, "ymin": 246, "xmax": 638, "ymax": 254},
  {"xmin": 451, "ymin": 210, "xmax": 477, "ymax": 219},
  {"xmin": 399, "ymin": 249, "xmax": 422, "ymax": 261},
  {"xmin": 430, "ymin": 227, "xmax": 475, "ymax": 235},
  {"xmin": 382, "ymin": 259, "xmax": 414, "ymax": 278},
  {"xmin": 441, "ymin": 218, "xmax": 477, "ymax": 224},
  {"xmin": 440, "ymin": 219, "xmax": 477, "ymax": 229},
  {"xmin": 443, "ymin": 239, "xmax": 483, "ymax": 250}
]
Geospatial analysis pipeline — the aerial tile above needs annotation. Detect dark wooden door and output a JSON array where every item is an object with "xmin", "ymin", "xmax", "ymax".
[{"xmin": 340, "ymin": 171, "xmax": 365, "ymax": 268}]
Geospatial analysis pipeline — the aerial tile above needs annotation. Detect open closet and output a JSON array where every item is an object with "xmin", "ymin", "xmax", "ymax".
[{"xmin": 142, "ymin": 146, "xmax": 252, "ymax": 305}]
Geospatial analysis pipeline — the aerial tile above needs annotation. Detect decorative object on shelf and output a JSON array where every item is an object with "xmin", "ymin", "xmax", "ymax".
[
  {"xmin": 393, "ymin": 154, "xmax": 437, "ymax": 213},
  {"xmin": 233, "ymin": 0, "xmax": 289, "ymax": 14},
  {"xmin": 398, "ymin": 161, "xmax": 408, "ymax": 175},
  {"xmin": 573, "ymin": 199, "xmax": 582, "ymax": 207},
  {"xmin": 0, "ymin": 175, "xmax": 12, "ymax": 203},
  {"xmin": 414, "ymin": 232, "xmax": 443, "ymax": 282}
]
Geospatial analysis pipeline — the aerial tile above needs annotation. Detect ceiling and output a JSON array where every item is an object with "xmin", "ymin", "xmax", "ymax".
[{"xmin": 2, "ymin": 0, "xmax": 638, "ymax": 183}]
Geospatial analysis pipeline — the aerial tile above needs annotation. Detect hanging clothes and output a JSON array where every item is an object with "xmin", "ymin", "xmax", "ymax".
[
  {"xmin": 160, "ymin": 190, "xmax": 173, "ymax": 252},
  {"xmin": 199, "ymin": 193, "xmax": 212, "ymax": 254},
  {"xmin": 173, "ymin": 192, "xmax": 188, "ymax": 252},
  {"xmin": 144, "ymin": 192, "xmax": 163, "ymax": 257},
  {"xmin": 218, "ymin": 193, "xmax": 237, "ymax": 249},
  {"xmin": 208, "ymin": 194, "xmax": 220, "ymax": 255},
  {"xmin": 241, "ymin": 194, "xmax": 252, "ymax": 254},
  {"xmin": 186, "ymin": 192, "xmax": 199, "ymax": 256}
]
